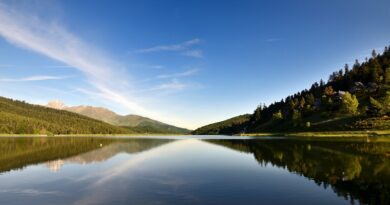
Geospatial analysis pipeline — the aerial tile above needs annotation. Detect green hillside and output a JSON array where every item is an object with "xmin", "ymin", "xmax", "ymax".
[
  {"xmin": 194, "ymin": 46, "xmax": 390, "ymax": 135},
  {"xmin": 58, "ymin": 105, "xmax": 190, "ymax": 134},
  {"xmin": 192, "ymin": 114, "xmax": 251, "ymax": 135},
  {"xmin": 0, "ymin": 97, "xmax": 130, "ymax": 135}
]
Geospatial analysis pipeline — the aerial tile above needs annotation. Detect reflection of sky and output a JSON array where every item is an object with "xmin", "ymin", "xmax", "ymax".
[{"xmin": 0, "ymin": 139, "xmax": 350, "ymax": 205}]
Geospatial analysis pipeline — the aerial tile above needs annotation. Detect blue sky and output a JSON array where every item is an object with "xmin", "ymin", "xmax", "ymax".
[{"xmin": 0, "ymin": 0, "xmax": 390, "ymax": 129}]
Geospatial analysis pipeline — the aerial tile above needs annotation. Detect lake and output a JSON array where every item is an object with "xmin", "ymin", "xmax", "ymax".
[{"xmin": 0, "ymin": 136, "xmax": 388, "ymax": 205}]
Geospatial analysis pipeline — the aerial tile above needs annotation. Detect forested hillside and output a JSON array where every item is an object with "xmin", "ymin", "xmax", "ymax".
[
  {"xmin": 0, "ymin": 97, "xmax": 130, "ymax": 135},
  {"xmin": 192, "ymin": 115, "xmax": 250, "ymax": 135},
  {"xmin": 194, "ymin": 46, "xmax": 390, "ymax": 135}
]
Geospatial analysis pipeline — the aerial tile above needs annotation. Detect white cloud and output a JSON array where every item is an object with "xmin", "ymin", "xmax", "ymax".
[
  {"xmin": 0, "ymin": 2, "xmax": 158, "ymax": 119},
  {"xmin": 0, "ymin": 2, "xmax": 206, "ymax": 129},
  {"xmin": 41, "ymin": 65, "xmax": 74, "ymax": 68},
  {"xmin": 0, "ymin": 75, "xmax": 70, "ymax": 82},
  {"xmin": 135, "ymin": 38, "xmax": 203, "ymax": 58},
  {"xmin": 146, "ymin": 79, "xmax": 187, "ymax": 94},
  {"xmin": 135, "ymin": 38, "xmax": 201, "ymax": 53},
  {"xmin": 156, "ymin": 68, "xmax": 199, "ymax": 79},
  {"xmin": 0, "ymin": 189, "xmax": 61, "ymax": 196},
  {"xmin": 182, "ymin": 49, "xmax": 203, "ymax": 58}
]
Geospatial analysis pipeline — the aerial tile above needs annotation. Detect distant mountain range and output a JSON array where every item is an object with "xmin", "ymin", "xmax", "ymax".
[{"xmin": 46, "ymin": 100, "xmax": 190, "ymax": 134}]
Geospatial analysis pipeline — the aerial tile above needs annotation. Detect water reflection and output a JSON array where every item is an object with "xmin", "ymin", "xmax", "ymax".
[
  {"xmin": 0, "ymin": 137, "xmax": 172, "ymax": 173},
  {"xmin": 0, "ymin": 137, "xmax": 388, "ymax": 205},
  {"xmin": 208, "ymin": 138, "xmax": 390, "ymax": 205}
]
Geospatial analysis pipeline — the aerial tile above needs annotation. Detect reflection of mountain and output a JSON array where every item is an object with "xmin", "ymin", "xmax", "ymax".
[
  {"xmin": 45, "ymin": 139, "xmax": 173, "ymax": 172},
  {"xmin": 0, "ymin": 137, "xmax": 172, "ymax": 174},
  {"xmin": 208, "ymin": 139, "xmax": 390, "ymax": 205}
]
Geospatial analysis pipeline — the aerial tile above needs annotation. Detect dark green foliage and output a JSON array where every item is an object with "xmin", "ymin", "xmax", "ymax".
[
  {"xmin": 0, "ymin": 97, "xmax": 130, "ymax": 134},
  {"xmin": 367, "ymin": 97, "xmax": 384, "ymax": 116},
  {"xmin": 194, "ymin": 45, "xmax": 390, "ymax": 134},
  {"xmin": 272, "ymin": 110, "xmax": 283, "ymax": 121},
  {"xmin": 123, "ymin": 123, "xmax": 189, "ymax": 134},
  {"xmin": 383, "ymin": 68, "xmax": 390, "ymax": 84},
  {"xmin": 192, "ymin": 114, "xmax": 251, "ymax": 135}
]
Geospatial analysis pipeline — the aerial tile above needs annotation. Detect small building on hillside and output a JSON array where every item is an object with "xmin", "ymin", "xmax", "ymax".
[
  {"xmin": 367, "ymin": 82, "xmax": 378, "ymax": 93},
  {"xmin": 350, "ymin": 82, "xmax": 365, "ymax": 93},
  {"xmin": 334, "ymin": 91, "xmax": 346, "ymax": 101}
]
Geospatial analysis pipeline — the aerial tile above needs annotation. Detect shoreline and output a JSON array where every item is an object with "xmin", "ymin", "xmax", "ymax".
[
  {"xmin": 1, "ymin": 130, "xmax": 389, "ymax": 138},
  {"xmin": 240, "ymin": 130, "xmax": 390, "ymax": 137}
]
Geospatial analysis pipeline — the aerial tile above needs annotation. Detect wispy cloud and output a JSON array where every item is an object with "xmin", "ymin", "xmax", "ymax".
[
  {"xmin": 145, "ymin": 79, "xmax": 187, "ymax": 94},
  {"xmin": 134, "ymin": 38, "xmax": 203, "ymax": 58},
  {"xmin": 135, "ymin": 38, "xmax": 200, "ymax": 53},
  {"xmin": 0, "ymin": 189, "xmax": 61, "ymax": 196},
  {"xmin": 156, "ymin": 68, "xmax": 199, "ymax": 79},
  {"xmin": 0, "ymin": 2, "xmax": 154, "ymax": 117},
  {"xmin": 41, "ymin": 65, "xmax": 74, "ymax": 68},
  {"xmin": 0, "ymin": 75, "xmax": 70, "ymax": 82},
  {"xmin": 138, "ymin": 68, "xmax": 199, "ymax": 85},
  {"xmin": 182, "ymin": 50, "xmax": 203, "ymax": 58},
  {"xmin": 0, "ymin": 64, "xmax": 72, "ymax": 70}
]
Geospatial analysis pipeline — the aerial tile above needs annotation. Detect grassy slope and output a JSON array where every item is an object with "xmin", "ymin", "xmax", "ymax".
[
  {"xmin": 0, "ymin": 96, "xmax": 130, "ymax": 135},
  {"xmin": 64, "ymin": 106, "xmax": 190, "ymax": 134}
]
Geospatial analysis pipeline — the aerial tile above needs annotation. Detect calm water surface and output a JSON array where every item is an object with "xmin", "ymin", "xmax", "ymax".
[{"xmin": 0, "ymin": 136, "xmax": 389, "ymax": 205}]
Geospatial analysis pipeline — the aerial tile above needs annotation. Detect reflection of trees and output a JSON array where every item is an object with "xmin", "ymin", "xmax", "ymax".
[
  {"xmin": 0, "ymin": 137, "xmax": 172, "ymax": 173},
  {"xmin": 208, "ymin": 139, "xmax": 390, "ymax": 205}
]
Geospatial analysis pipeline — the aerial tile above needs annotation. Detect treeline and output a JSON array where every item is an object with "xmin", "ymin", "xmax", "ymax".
[
  {"xmin": 128, "ymin": 124, "xmax": 190, "ymax": 134},
  {"xmin": 192, "ymin": 114, "xmax": 251, "ymax": 135},
  {"xmin": 0, "ymin": 97, "xmax": 131, "ymax": 134},
  {"xmin": 194, "ymin": 46, "xmax": 390, "ymax": 134}
]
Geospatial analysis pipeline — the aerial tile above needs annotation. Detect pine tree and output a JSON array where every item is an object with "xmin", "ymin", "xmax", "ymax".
[
  {"xmin": 344, "ymin": 64, "xmax": 350, "ymax": 74},
  {"xmin": 319, "ymin": 79, "xmax": 325, "ymax": 87},
  {"xmin": 369, "ymin": 58, "xmax": 382, "ymax": 83},
  {"xmin": 384, "ymin": 68, "xmax": 390, "ymax": 84},
  {"xmin": 340, "ymin": 92, "xmax": 359, "ymax": 115},
  {"xmin": 368, "ymin": 97, "xmax": 383, "ymax": 116},
  {"xmin": 382, "ymin": 91, "xmax": 390, "ymax": 114},
  {"xmin": 299, "ymin": 97, "xmax": 305, "ymax": 110},
  {"xmin": 272, "ymin": 110, "xmax": 283, "ymax": 121},
  {"xmin": 305, "ymin": 93, "xmax": 315, "ymax": 106},
  {"xmin": 253, "ymin": 105, "xmax": 262, "ymax": 121},
  {"xmin": 372, "ymin": 49, "xmax": 377, "ymax": 58}
]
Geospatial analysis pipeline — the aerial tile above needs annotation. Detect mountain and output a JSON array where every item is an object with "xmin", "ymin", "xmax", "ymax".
[
  {"xmin": 47, "ymin": 102, "xmax": 190, "ymax": 134},
  {"xmin": 194, "ymin": 46, "xmax": 390, "ymax": 135},
  {"xmin": 0, "ymin": 96, "xmax": 130, "ymax": 135}
]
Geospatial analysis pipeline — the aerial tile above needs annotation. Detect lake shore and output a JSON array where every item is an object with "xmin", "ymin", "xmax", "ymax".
[
  {"xmin": 240, "ymin": 130, "xmax": 390, "ymax": 137},
  {"xmin": 1, "ymin": 130, "xmax": 390, "ymax": 138}
]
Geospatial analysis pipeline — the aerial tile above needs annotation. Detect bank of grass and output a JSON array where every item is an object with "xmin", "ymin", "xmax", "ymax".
[{"xmin": 241, "ymin": 130, "xmax": 390, "ymax": 137}]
